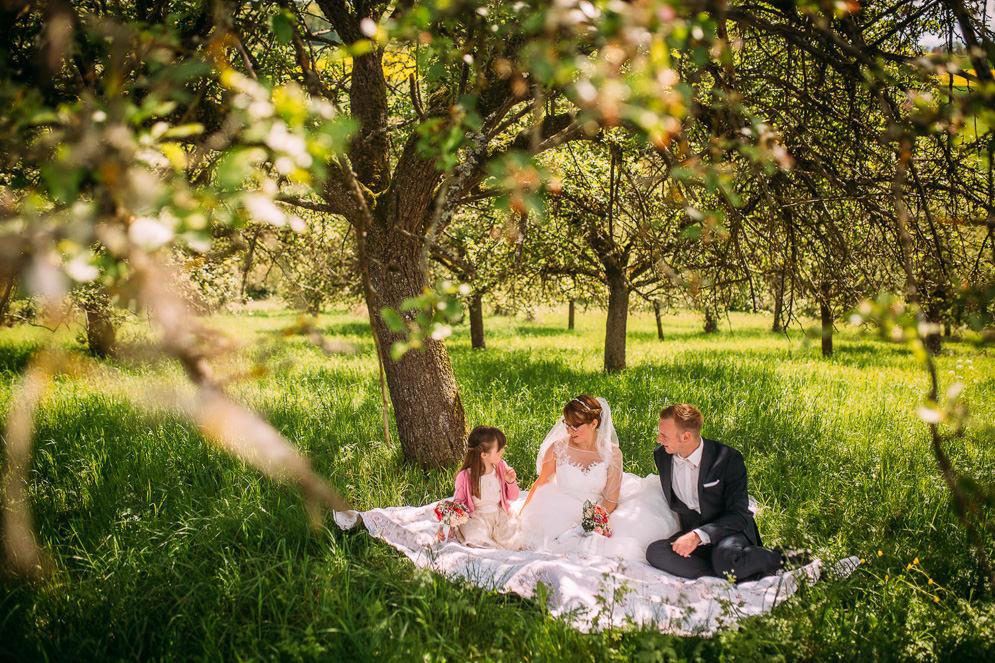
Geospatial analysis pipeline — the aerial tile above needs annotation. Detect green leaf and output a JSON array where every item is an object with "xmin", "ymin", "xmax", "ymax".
[
  {"xmin": 40, "ymin": 164, "xmax": 82, "ymax": 204},
  {"xmin": 351, "ymin": 40, "xmax": 373, "ymax": 57},
  {"xmin": 389, "ymin": 341, "xmax": 408, "ymax": 361},
  {"xmin": 680, "ymin": 224, "xmax": 702, "ymax": 240},
  {"xmin": 380, "ymin": 307, "xmax": 406, "ymax": 333},
  {"xmin": 163, "ymin": 123, "xmax": 204, "ymax": 139},
  {"xmin": 271, "ymin": 11, "xmax": 295, "ymax": 45}
]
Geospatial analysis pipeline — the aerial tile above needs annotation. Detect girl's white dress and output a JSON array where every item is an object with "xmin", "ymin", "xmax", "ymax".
[
  {"xmin": 457, "ymin": 469, "xmax": 519, "ymax": 549},
  {"xmin": 515, "ymin": 406, "xmax": 679, "ymax": 562}
]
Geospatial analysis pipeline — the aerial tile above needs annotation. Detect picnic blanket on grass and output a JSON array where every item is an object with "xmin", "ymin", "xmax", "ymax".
[{"xmin": 333, "ymin": 502, "xmax": 859, "ymax": 636}]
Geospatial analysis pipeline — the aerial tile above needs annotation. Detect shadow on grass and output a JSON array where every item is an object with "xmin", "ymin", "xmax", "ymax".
[
  {"xmin": 0, "ymin": 339, "xmax": 42, "ymax": 376},
  {"xmin": 321, "ymin": 320, "xmax": 375, "ymax": 338},
  {"xmin": 513, "ymin": 325, "xmax": 572, "ymax": 337}
]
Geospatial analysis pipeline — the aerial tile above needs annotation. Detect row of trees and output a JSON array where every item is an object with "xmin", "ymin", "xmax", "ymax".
[
  {"xmin": 2, "ymin": 0, "xmax": 994, "ymax": 580},
  {"xmin": 3, "ymin": 0, "xmax": 993, "ymax": 464}
]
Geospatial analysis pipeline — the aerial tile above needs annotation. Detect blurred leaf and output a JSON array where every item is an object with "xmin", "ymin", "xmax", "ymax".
[{"xmin": 271, "ymin": 10, "xmax": 295, "ymax": 45}]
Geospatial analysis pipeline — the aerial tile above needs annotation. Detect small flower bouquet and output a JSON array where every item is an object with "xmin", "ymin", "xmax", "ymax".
[
  {"xmin": 434, "ymin": 500, "xmax": 470, "ymax": 542},
  {"xmin": 582, "ymin": 500, "xmax": 612, "ymax": 537}
]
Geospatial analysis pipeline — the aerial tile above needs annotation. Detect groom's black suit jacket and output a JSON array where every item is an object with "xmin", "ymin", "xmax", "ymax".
[{"xmin": 653, "ymin": 437, "xmax": 761, "ymax": 547}]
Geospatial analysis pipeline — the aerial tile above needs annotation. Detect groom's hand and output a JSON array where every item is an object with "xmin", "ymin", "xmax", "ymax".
[{"xmin": 671, "ymin": 532, "xmax": 701, "ymax": 557}]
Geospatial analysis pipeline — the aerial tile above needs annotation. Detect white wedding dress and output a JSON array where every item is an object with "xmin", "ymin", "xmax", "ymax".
[{"xmin": 515, "ymin": 399, "xmax": 679, "ymax": 562}]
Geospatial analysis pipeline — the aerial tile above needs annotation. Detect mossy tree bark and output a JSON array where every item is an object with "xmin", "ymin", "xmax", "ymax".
[{"xmin": 365, "ymin": 228, "xmax": 466, "ymax": 465}]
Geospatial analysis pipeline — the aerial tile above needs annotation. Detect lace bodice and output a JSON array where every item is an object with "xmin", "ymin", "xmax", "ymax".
[{"xmin": 541, "ymin": 439, "xmax": 623, "ymax": 508}]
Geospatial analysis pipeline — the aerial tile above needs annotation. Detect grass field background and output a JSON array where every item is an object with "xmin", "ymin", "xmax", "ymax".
[{"xmin": 1, "ymin": 304, "xmax": 993, "ymax": 661}]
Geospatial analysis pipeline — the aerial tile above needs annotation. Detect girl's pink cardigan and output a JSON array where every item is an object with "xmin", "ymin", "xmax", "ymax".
[{"xmin": 452, "ymin": 460, "xmax": 520, "ymax": 515}]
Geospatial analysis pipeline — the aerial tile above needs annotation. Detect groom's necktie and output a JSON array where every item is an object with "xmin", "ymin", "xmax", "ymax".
[{"xmin": 674, "ymin": 455, "xmax": 694, "ymax": 469}]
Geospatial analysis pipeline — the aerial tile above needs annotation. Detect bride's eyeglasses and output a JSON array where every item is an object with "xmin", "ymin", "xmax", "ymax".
[{"xmin": 563, "ymin": 420, "xmax": 587, "ymax": 433}]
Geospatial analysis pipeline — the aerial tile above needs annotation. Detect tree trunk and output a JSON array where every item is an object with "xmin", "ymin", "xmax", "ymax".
[
  {"xmin": 924, "ymin": 296, "xmax": 943, "ymax": 354},
  {"xmin": 240, "ymin": 226, "xmax": 261, "ymax": 300},
  {"xmin": 820, "ymin": 299, "xmax": 833, "ymax": 357},
  {"xmin": 703, "ymin": 308, "xmax": 718, "ymax": 333},
  {"xmin": 653, "ymin": 300, "xmax": 664, "ymax": 340},
  {"xmin": 83, "ymin": 302, "xmax": 116, "ymax": 357},
  {"xmin": 305, "ymin": 292, "xmax": 323, "ymax": 317},
  {"xmin": 469, "ymin": 292, "xmax": 485, "ymax": 349},
  {"xmin": 365, "ymin": 227, "xmax": 466, "ymax": 467},
  {"xmin": 925, "ymin": 316, "xmax": 943, "ymax": 354},
  {"xmin": 568, "ymin": 299, "xmax": 575, "ymax": 331},
  {"xmin": 0, "ymin": 276, "xmax": 14, "ymax": 326},
  {"xmin": 604, "ymin": 269, "xmax": 628, "ymax": 372},
  {"xmin": 772, "ymin": 269, "xmax": 785, "ymax": 333}
]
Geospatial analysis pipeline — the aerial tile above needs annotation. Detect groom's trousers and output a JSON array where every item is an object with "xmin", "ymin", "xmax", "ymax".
[{"xmin": 645, "ymin": 532, "xmax": 782, "ymax": 581}]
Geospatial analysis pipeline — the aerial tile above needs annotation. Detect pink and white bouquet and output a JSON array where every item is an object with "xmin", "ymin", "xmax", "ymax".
[
  {"xmin": 581, "ymin": 500, "xmax": 612, "ymax": 537},
  {"xmin": 434, "ymin": 500, "xmax": 470, "ymax": 542}
]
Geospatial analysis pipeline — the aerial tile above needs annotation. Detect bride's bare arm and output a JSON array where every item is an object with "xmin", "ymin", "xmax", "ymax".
[
  {"xmin": 601, "ymin": 447, "xmax": 623, "ymax": 514},
  {"xmin": 521, "ymin": 446, "xmax": 558, "ymax": 511}
]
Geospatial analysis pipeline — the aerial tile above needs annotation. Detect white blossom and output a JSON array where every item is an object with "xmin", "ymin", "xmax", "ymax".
[
  {"xmin": 431, "ymin": 324, "xmax": 452, "ymax": 341},
  {"xmin": 288, "ymin": 215, "xmax": 306, "ymax": 232},
  {"xmin": 243, "ymin": 193, "xmax": 286, "ymax": 226},
  {"xmin": 360, "ymin": 18, "xmax": 378, "ymax": 37},
  {"xmin": 248, "ymin": 100, "xmax": 274, "ymax": 121},
  {"xmin": 265, "ymin": 124, "xmax": 312, "ymax": 167},
  {"xmin": 274, "ymin": 156, "xmax": 295, "ymax": 175},
  {"xmin": 575, "ymin": 79, "xmax": 598, "ymax": 103},
  {"xmin": 65, "ymin": 255, "xmax": 99, "ymax": 282},
  {"xmin": 27, "ymin": 255, "xmax": 67, "ymax": 300},
  {"xmin": 917, "ymin": 405, "xmax": 943, "ymax": 424},
  {"xmin": 129, "ymin": 216, "xmax": 174, "ymax": 250}
]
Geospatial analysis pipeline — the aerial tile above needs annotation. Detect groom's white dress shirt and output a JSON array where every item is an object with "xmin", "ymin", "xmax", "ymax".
[{"xmin": 671, "ymin": 441, "xmax": 711, "ymax": 545}]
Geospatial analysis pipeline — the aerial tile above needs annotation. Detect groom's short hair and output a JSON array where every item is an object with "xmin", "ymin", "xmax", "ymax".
[{"xmin": 659, "ymin": 404, "xmax": 703, "ymax": 435}]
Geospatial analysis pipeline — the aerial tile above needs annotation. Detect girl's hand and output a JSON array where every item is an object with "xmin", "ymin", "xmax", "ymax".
[{"xmin": 504, "ymin": 466, "xmax": 517, "ymax": 483}]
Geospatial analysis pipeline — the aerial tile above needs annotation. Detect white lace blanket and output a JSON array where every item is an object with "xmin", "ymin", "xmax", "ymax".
[{"xmin": 333, "ymin": 502, "xmax": 859, "ymax": 636}]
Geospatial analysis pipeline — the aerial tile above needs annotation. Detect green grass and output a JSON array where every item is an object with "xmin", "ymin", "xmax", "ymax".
[{"xmin": 1, "ymin": 305, "xmax": 994, "ymax": 661}]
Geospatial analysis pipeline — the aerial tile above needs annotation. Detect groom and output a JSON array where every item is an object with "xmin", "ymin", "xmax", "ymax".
[{"xmin": 646, "ymin": 404, "xmax": 783, "ymax": 581}]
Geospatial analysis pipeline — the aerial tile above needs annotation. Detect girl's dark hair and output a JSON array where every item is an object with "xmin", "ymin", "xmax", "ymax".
[
  {"xmin": 562, "ymin": 394, "xmax": 602, "ymax": 428},
  {"xmin": 460, "ymin": 425, "xmax": 507, "ymax": 498}
]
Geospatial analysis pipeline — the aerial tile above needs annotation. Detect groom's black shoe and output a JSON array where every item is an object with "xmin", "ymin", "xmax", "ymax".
[{"xmin": 774, "ymin": 547, "xmax": 814, "ymax": 570}]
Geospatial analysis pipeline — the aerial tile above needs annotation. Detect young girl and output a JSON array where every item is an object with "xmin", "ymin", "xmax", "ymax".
[{"xmin": 452, "ymin": 425, "xmax": 520, "ymax": 549}]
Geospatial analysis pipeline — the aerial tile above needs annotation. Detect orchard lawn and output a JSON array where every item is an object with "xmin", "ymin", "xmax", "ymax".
[{"xmin": 1, "ymin": 304, "xmax": 993, "ymax": 661}]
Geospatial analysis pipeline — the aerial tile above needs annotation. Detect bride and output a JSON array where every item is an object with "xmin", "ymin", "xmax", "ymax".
[{"xmin": 515, "ymin": 394, "xmax": 679, "ymax": 562}]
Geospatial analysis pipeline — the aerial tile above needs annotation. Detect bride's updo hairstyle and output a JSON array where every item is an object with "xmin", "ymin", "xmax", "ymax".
[
  {"xmin": 562, "ymin": 394, "xmax": 602, "ymax": 429},
  {"xmin": 461, "ymin": 425, "xmax": 507, "ymax": 498}
]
